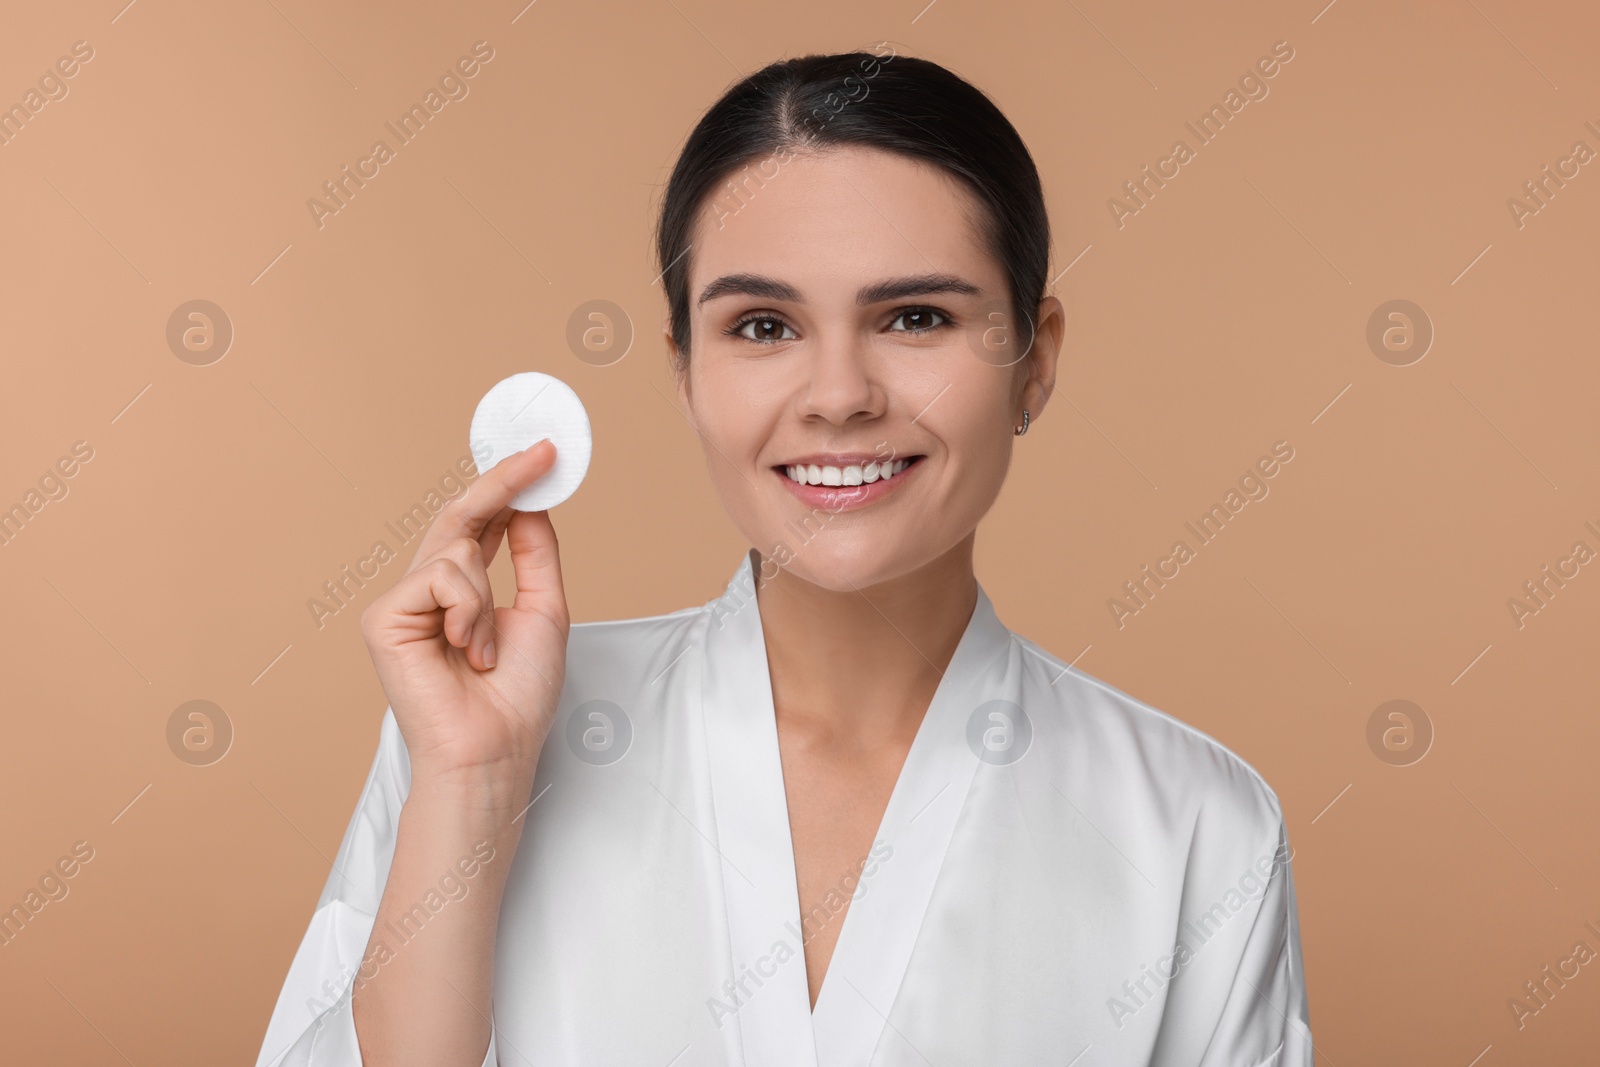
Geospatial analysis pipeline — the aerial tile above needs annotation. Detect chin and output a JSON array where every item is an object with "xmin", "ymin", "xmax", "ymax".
[{"xmin": 758, "ymin": 536, "xmax": 920, "ymax": 594}]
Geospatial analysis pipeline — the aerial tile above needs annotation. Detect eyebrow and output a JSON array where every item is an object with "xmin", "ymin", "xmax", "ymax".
[{"xmin": 695, "ymin": 271, "xmax": 982, "ymax": 309}]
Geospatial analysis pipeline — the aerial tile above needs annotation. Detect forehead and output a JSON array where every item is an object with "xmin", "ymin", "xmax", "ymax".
[{"xmin": 686, "ymin": 145, "xmax": 1000, "ymax": 301}]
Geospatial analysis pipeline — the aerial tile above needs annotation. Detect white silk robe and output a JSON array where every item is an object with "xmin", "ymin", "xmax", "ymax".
[{"xmin": 256, "ymin": 548, "xmax": 1314, "ymax": 1066}]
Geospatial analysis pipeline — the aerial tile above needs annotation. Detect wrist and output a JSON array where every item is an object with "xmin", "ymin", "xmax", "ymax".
[
  {"xmin": 409, "ymin": 749, "xmax": 538, "ymax": 805},
  {"xmin": 404, "ymin": 770, "xmax": 538, "ymax": 841}
]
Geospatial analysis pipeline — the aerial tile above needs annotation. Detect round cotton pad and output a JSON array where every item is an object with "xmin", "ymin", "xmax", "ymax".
[{"xmin": 469, "ymin": 372, "xmax": 592, "ymax": 511}]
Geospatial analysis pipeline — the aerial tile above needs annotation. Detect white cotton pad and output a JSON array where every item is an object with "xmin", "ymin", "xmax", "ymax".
[{"xmin": 469, "ymin": 372, "xmax": 592, "ymax": 511}]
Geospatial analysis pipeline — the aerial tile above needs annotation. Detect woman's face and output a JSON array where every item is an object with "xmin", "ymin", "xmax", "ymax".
[{"xmin": 669, "ymin": 145, "xmax": 1062, "ymax": 592}]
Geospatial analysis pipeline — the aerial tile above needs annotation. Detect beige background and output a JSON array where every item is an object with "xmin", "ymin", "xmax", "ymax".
[{"xmin": 2, "ymin": 0, "xmax": 1597, "ymax": 1062}]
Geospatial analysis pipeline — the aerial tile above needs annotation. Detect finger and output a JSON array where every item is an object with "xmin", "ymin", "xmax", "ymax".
[
  {"xmin": 430, "ymin": 538, "xmax": 499, "ymax": 671},
  {"xmin": 369, "ymin": 557, "xmax": 485, "ymax": 652},
  {"xmin": 408, "ymin": 441, "xmax": 557, "ymax": 573},
  {"xmin": 476, "ymin": 506, "xmax": 515, "ymax": 568},
  {"xmin": 506, "ymin": 509, "xmax": 568, "ymax": 622}
]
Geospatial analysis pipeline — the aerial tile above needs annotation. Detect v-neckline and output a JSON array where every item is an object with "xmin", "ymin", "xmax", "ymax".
[{"xmin": 699, "ymin": 548, "xmax": 1015, "ymax": 1067}]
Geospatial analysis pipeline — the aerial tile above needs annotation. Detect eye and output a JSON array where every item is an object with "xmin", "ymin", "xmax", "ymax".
[
  {"xmin": 888, "ymin": 306, "xmax": 950, "ymax": 334},
  {"xmin": 725, "ymin": 314, "xmax": 797, "ymax": 344}
]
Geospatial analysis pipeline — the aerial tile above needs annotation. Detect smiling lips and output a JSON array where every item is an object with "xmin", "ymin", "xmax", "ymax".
[{"xmin": 773, "ymin": 454, "xmax": 924, "ymax": 511}]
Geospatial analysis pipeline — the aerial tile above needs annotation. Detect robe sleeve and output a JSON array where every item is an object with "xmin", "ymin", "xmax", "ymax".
[
  {"xmin": 252, "ymin": 707, "xmax": 499, "ymax": 1067},
  {"xmin": 1196, "ymin": 814, "xmax": 1314, "ymax": 1067}
]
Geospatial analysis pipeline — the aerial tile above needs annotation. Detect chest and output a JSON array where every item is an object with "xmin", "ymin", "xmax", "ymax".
[{"xmin": 776, "ymin": 724, "xmax": 915, "ymax": 1009}]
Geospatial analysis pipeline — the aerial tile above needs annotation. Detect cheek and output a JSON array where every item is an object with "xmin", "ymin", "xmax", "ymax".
[
  {"xmin": 940, "ymin": 363, "xmax": 1015, "ymax": 450},
  {"xmin": 946, "ymin": 415, "xmax": 1013, "ymax": 496},
  {"xmin": 684, "ymin": 366, "xmax": 788, "ymax": 538},
  {"xmin": 921, "ymin": 388, "xmax": 1014, "ymax": 507},
  {"xmin": 691, "ymin": 362, "xmax": 778, "ymax": 461}
]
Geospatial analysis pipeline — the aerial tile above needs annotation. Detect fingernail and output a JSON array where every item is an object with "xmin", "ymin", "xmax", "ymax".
[{"xmin": 483, "ymin": 640, "xmax": 496, "ymax": 668}]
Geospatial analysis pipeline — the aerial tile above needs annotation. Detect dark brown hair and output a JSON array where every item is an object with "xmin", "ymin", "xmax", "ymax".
[{"xmin": 655, "ymin": 49, "xmax": 1051, "ymax": 370}]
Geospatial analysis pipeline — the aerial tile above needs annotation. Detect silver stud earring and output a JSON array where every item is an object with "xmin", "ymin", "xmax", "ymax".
[{"xmin": 1014, "ymin": 409, "xmax": 1030, "ymax": 436}]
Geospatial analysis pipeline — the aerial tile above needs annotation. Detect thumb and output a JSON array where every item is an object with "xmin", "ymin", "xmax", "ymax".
[{"xmin": 505, "ymin": 508, "xmax": 568, "ymax": 623}]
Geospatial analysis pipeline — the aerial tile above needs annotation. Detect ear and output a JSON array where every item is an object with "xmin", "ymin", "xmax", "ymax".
[
  {"xmin": 1017, "ymin": 295, "xmax": 1063, "ymax": 421},
  {"xmin": 665, "ymin": 320, "xmax": 696, "ymax": 424}
]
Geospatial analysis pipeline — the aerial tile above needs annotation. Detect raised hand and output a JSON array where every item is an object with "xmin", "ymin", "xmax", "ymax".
[{"xmin": 359, "ymin": 440, "xmax": 569, "ymax": 793}]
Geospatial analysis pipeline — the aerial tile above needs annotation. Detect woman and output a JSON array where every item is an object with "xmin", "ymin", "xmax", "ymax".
[{"xmin": 257, "ymin": 50, "xmax": 1312, "ymax": 1067}]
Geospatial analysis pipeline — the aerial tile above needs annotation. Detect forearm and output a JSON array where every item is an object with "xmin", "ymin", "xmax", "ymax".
[{"xmin": 351, "ymin": 773, "xmax": 531, "ymax": 1066}]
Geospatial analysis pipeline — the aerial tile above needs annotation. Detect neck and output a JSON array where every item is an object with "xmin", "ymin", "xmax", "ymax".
[{"xmin": 754, "ymin": 533, "xmax": 980, "ymax": 745}]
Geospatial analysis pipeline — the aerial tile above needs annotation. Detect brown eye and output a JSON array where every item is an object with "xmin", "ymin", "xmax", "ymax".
[
  {"xmin": 890, "ymin": 307, "xmax": 948, "ymax": 334},
  {"xmin": 727, "ymin": 316, "xmax": 797, "ymax": 343}
]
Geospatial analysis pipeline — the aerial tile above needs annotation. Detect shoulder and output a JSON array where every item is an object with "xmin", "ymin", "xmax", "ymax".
[
  {"xmin": 1010, "ymin": 631, "xmax": 1285, "ymax": 839},
  {"xmin": 562, "ymin": 600, "xmax": 709, "ymax": 692}
]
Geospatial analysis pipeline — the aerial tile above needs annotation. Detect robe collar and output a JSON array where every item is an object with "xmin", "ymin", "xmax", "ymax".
[{"xmin": 698, "ymin": 547, "xmax": 1018, "ymax": 1067}]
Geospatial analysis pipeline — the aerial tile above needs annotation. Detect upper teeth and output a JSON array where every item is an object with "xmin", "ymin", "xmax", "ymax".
[{"xmin": 783, "ymin": 459, "xmax": 912, "ymax": 486}]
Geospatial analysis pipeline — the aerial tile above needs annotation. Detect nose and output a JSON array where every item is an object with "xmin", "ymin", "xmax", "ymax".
[{"xmin": 798, "ymin": 326, "xmax": 885, "ymax": 426}]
